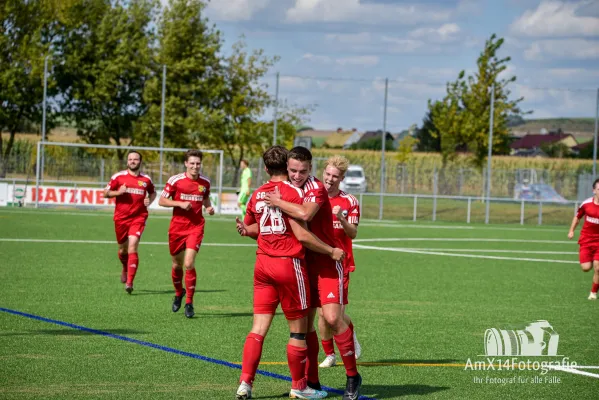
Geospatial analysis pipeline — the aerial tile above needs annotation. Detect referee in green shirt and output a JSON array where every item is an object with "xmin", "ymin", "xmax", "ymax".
[{"xmin": 237, "ymin": 159, "xmax": 252, "ymax": 216}]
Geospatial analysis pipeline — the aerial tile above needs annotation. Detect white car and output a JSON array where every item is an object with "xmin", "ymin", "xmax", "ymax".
[{"xmin": 340, "ymin": 165, "xmax": 367, "ymax": 193}]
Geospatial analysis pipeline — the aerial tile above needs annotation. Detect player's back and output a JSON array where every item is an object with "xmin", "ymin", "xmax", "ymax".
[{"xmin": 246, "ymin": 180, "xmax": 304, "ymax": 259}]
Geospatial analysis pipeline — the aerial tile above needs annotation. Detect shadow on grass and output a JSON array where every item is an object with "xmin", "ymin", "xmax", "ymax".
[
  {"xmin": 255, "ymin": 384, "xmax": 450, "ymax": 399},
  {"xmin": 0, "ymin": 328, "xmax": 147, "ymax": 336},
  {"xmin": 359, "ymin": 384, "xmax": 451, "ymax": 399},
  {"xmin": 134, "ymin": 289, "xmax": 227, "ymax": 296},
  {"xmin": 360, "ymin": 358, "xmax": 459, "ymax": 367}
]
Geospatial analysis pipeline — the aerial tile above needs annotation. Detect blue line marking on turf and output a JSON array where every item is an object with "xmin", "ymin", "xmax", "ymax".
[{"xmin": 0, "ymin": 307, "xmax": 376, "ymax": 400}]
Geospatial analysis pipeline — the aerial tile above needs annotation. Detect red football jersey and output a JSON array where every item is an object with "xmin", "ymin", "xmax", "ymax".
[
  {"xmin": 161, "ymin": 173, "xmax": 211, "ymax": 230},
  {"xmin": 106, "ymin": 170, "xmax": 155, "ymax": 221},
  {"xmin": 330, "ymin": 190, "xmax": 360, "ymax": 272},
  {"xmin": 577, "ymin": 197, "xmax": 599, "ymax": 245},
  {"xmin": 244, "ymin": 180, "xmax": 304, "ymax": 258},
  {"xmin": 303, "ymin": 176, "xmax": 336, "ymax": 264}
]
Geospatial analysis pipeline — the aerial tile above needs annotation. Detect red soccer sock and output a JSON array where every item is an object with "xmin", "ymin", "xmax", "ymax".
[
  {"xmin": 321, "ymin": 339, "xmax": 335, "ymax": 356},
  {"xmin": 172, "ymin": 268, "xmax": 184, "ymax": 297},
  {"xmin": 126, "ymin": 253, "xmax": 138, "ymax": 286},
  {"xmin": 185, "ymin": 268, "xmax": 196, "ymax": 304},
  {"xmin": 334, "ymin": 327, "xmax": 358, "ymax": 377},
  {"xmin": 305, "ymin": 330, "xmax": 320, "ymax": 383},
  {"xmin": 240, "ymin": 333, "xmax": 264, "ymax": 385},
  {"xmin": 592, "ymin": 283, "xmax": 599, "ymax": 293},
  {"xmin": 118, "ymin": 251, "xmax": 128, "ymax": 271},
  {"xmin": 287, "ymin": 344, "xmax": 308, "ymax": 390}
]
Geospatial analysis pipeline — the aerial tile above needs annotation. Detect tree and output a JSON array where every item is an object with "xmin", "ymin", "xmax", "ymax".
[
  {"xmin": 395, "ymin": 135, "xmax": 418, "ymax": 164},
  {"xmin": 197, "ymin": 39, "xmax": 308, "ymax": 185},
  {"xmin": 137, "ymin": 0, "xmax": 223, "ymax": 151},
  {"xmin": 55, "ymin": 0, "xmax": 157, "ymax": 157},
  {"xmin": 429, "ymin": 34, "xmax": 525, "ymax": 168},
  {"xmin": 0, "ymin": 0, "xmax": 56, "ymax": 177},
  {"xmin": 415, "ymin": 109, "xmax": 441, "ymax": 152}
]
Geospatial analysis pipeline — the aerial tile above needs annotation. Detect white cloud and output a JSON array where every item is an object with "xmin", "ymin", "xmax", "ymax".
[
  {"xmin": 286, "ymin": 0, "xmax": 450, "ymax": 24},
  {"xmin": 335, "ymin": 55, "xmax": 379, "ymax": 67},
  {"xmin": 547, "ymin": 68, "xmax": 599, "ymax": 79},
  {"xmin": 205, "ymin": 0, "xmax": 271, "ymax": 21},
  {"xmin": 301, "ymin": 53, "xmax": 333, "ymax": 64},
  {"xmin": 524, "ymin": 39, "xmax": 599, "ymax": 60},
  {"xmin": 300, "ymin": 53, "xmax": 379, "ymax": 67},
  {"xmin": 325, "ymin": 32, "xmax": 372, "ymax": 45},
  {"xmin": 510, "ymin": 0, "xmax": 599, "ymax": 37},
  {"xmin": 408, "ymin": 23, "xmax": 461, "ymax": 43}
]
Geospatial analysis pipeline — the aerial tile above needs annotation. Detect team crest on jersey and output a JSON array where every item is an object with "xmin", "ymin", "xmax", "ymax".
[
  {"xmin": 198, "ymin": 184, "xmax": 206, "ymax": 193},
  {"xmin": 138, "ymin": 181, "xmax": 147, "ymax": 187}
]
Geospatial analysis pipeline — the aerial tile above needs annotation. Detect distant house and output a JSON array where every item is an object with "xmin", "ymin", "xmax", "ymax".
[
  {"xmin": 571, "ymin": 140, "xmax": 593, "ymax": 156},
  {"xmin": 356, "ymin": 130, "xmax": 394, "ymax": 146},
  {"xmin": 343, "ymin": 130, "xmax": 364, "ymax": 149},
  {"xmin": 509, "ymin": 131, "xmax": 578, "ymax": 156},
  {"xmin": 324, "ymin": 129, "xmax": 354, "ymax": 148}
]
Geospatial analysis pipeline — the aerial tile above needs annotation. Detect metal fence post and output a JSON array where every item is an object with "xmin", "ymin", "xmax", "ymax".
[
  {"xmin": 273, "ymin": 72, "xmax": 280, "ymax": 145},
  {"xmin": 467, "ymin": 197, "xmax": 471, "ymax": 223},
  {"xmin": 413, "ymin": 195, "xmax": 418, "ymax": 221},
  {"xmin": 538, "ymin": 201, "xmax": 543, "ymax": 225},
  {"xmin": 520, "ymin": 199, "xmax": 525, "ymax": 225},
  {"xmin": 40, "ymin": 56, "xmax": 49, "ymax": 183},
  {"xmin": 432, "ymin": 168, "xmax": 438, "ymax": 222},
  {"xmin": 574, "ymin": 201, "xmax": 578, "ymax": 216}
]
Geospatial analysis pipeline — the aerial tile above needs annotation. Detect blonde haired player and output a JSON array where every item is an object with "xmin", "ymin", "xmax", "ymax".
[{"xmin": 319, "ymin": 155, "xmax": 362, "ymax": 368}]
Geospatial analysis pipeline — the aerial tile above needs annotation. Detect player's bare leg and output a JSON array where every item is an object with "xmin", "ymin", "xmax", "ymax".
[
  {"xmin": 288, "ymin": 317, "xmax": 327, "ymax": 399},
  {"xmin": 124, "ymin": 235, "xmax": 140, "ymax": 294},
  {"xmin": 590, "ymin": 261, "xmax": 599, "ymax": 300},
  {"xmin": 117, "ymin": 241, "xmax": 128, "ymax": 284},
  {"xmin": 183, "ymin": 248, "xmax": 198, "ymax": 318},
  {"xmin": 319, "ymin": 305, "xmax": 360, "ymax": 367},
  {"xmin": 305, "ymin": 307, "xmax": 322, "ymax": 390},
  {"xmin": 237, "ymin": 314, "xmax": 274, "ymax": 399},
  {"xmin": 321, "ymin": 303, "xmax": 361, "ymax": 400},
  {"xmin": 171, "ymin": 252, "xmax": 186, "ymax": 312},
  {"xmin": 318, "ymin": 307, "xmax": 336, "ymax": 368}
]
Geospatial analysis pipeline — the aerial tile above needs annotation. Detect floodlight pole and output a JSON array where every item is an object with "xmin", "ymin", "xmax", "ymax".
[
  {"xmin": 485, "ymin": 84, "xmax": 495, "ymax": 224},
  {"xmin": 378, "ymin": 78, "xmax": 388, "ymax": 220},
  {"xmin": 273, "ymin": 72, "xmax": 280, "ymax": 146},
  {"xmin": 40, "ymin": 55, "xmax": 48, "ymax": 183},
  {"xmin": 159, "ymin": 64, "xmax": 166, "ymax": 186},
  {"xmin": 593, "ymin": 88, "xmax": 599, "ymax": 177}
]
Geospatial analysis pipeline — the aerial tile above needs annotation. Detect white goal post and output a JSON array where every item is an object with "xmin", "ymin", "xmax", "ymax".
[{"xmin": 34, "ymin": 141, "xmax": 224, "ymax": 213}]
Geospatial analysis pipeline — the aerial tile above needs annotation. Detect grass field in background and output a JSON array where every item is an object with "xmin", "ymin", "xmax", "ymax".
[{"xmin": 0, "ymin": 208, "xmax": 597, "ymax": 399}]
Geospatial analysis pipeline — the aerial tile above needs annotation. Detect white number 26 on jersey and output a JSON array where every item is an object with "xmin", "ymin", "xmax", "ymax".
[{"xmin": 256, "ymin": 201, "xmax": 286, "ymax": 235}]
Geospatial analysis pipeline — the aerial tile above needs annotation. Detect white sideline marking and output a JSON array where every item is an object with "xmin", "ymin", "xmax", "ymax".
[
  {"xmin": 353, "ymin": 244, "xmax": 579, "ymax": 264},
  {"xmin": 548, "ymin": 366, "xmax": 599, "ymax": 379},
  {"xmin": 354, "ymin": 238, "xmax": 574, "ymax": 245},
  {"xmin": 0, "ymin": 238, "xmax": 255, "ymax": 247},
  {"xmin": 382, "ymin": 248, "xmax": 577, "ymax": 255}
]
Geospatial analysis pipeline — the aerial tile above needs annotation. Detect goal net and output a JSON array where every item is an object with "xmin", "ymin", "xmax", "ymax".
[{"xmin": 26, "ymin": 141, "xmax": 225, "ymax": 213}]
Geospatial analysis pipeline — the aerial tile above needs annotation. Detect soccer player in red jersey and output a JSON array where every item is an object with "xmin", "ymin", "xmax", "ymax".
[
  {"xmin": 158, "ymin": 150, "xmax": 215, "ymax": 318},
  {"xmin": 265, "ymin": 147, "xmax": 362, "ymax": 400},
  {"xmin": 103, "ymin": 150, "xmax": 156, "ymax": 294},
  {"xmin": 318, "ymin": 155, "xmax": 362, "ymax": 368},
  {"xmin": 568, "ymin": 178, "xmax": 599, "ymax": 300},
  {"xmin": 234, "ymin": 146, "xmax": 343, "ymax": 400}
]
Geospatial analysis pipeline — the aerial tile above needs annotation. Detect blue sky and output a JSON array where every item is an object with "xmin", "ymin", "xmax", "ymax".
[{"xmin": 199, "ymin": 0, "xmax": 599, "ymax": 132}]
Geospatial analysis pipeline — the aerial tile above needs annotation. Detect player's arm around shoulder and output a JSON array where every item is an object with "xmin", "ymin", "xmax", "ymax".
[
  {"xmin": 265, "ymin": 185, "xmax": 319, "ymax": 222},
  {"xmin": 289, "ymin": 219, "xmax": 344, "ymax": 261}
]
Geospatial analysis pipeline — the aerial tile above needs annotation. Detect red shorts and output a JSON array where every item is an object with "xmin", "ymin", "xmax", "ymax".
[
  {"xmin": 114, "ymin": 216, "xmax": 147, "ymax": 244},
  {"xmin": 579, "ymin": 244, "xmax": 599, "ymax": 264},
  {"xmin": 169, "ymin": 228, "xmax": 204, "ymax": 256},
  {"xmin": 253, "ymin": 254, "xmax": 310, "ymax": 320},
  {"xmin": 307, "ymin": 257, "xmax": 346, "ymax": 307}
]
